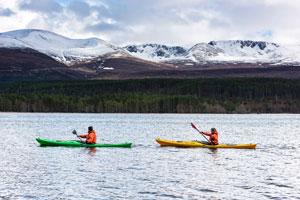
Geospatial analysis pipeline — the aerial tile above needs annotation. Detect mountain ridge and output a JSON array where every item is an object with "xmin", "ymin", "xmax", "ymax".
[
  {"xmin": 2, "ymin": 29, "xmax": 300, "ymax": 66},
  {"xmin": 1, "ymin": 29, "xmax": 300, "ymax": 80},
  {"xmin": 125, "ymin": 40, "xmax": 300, "ymax": 66}
]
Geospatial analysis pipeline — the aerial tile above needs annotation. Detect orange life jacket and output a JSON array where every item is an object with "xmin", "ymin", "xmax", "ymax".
[
  {"xmin": 210, "ymin": 131, "xmax": 218, "ymax": 145},
  {"xmin": 202, "ymin": 131, "xmax": 219, "ymax": 145},
  {"xmin": 80, "ymin": 130, "xmax": 97, "ymax": 144}
]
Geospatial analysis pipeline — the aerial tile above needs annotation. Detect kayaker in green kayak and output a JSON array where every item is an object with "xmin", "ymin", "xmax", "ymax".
[
  {"xmin": 78, "ymin": 126, "xmax": 97, "ymax": 144},
  {"xmin": 200, "ymin": 128, "xmax": 219, "ymax": 145}
]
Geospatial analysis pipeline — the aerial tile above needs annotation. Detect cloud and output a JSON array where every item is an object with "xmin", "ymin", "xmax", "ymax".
[
  {"xmin": 1, "ymin": 0, "xmax": 300, "ymax": 46},
  {"xmin": 20, "ymin": 0, "xmax": 63, "ymax": 13},
  {"xmin": 0, "ymin": 8, "xmax": 15, "ymax": 16},
  {"xmin": 67, "ymin": 0, "xmax": 90, "ymax": 18},
  {"xmin": 86, "ymin": 22, "xmax": 124, "ymax": 32}
]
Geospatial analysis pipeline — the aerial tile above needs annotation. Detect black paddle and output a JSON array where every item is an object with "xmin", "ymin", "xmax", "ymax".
[
  {"xmin": 191, "ymin": 123, "xmax": 209, "ymax": 142},
  {"xmin": 72, "ymin": 130, "xmax": 83, "ymax": 142}
]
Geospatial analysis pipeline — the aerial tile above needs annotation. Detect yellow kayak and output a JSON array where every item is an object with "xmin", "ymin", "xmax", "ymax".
[{"xmin": 155, "ymin": 139, "xmax": 256, "ymax": 149}]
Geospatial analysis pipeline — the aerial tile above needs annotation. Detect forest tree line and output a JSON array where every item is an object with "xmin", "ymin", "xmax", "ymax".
[{"xmin": 0, "ymin": 78, "xmax": 300, "ymax": 113}]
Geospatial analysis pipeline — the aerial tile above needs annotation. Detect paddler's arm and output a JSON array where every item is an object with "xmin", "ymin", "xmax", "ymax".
[
  {"xmin": 201, "ymin": 131, "xmax": 212, "ymax": 136},
  {"xmin": 79, "ymin": 134, "xmax": 88, "ymax": 138}
]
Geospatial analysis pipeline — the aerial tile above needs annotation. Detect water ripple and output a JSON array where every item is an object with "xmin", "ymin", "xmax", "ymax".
[{"xmin": 0, "ymin": 113, "xmax": 299, "ymax": 199}]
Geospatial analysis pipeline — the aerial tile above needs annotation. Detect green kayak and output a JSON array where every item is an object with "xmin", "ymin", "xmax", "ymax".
[{"xmin": 36, "ymin": 138, "xmax": 132, "ymax": 148}]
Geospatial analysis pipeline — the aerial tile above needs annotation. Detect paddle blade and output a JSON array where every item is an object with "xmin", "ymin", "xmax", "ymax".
[
  {"xmin": 72, "ymin": 130, "xmax": 77, "ymax": 135},
  {"xmin": 191, "ymin": 123, "xmax": 197, "ymax": 130}
]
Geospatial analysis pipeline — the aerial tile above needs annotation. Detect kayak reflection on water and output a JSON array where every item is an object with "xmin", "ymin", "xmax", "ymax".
[
  {"xmin": 208, "ymin": 148, "xmax": 218, "ymax": 159},
  {"xmin": 88, "ymin": 147, "xmax": 97, "ymax": 155}
]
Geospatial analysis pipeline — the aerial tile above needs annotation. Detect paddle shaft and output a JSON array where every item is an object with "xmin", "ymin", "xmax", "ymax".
[{"xmin": 191, "ymin": 123, "xmax": 209, "ymax": 142}]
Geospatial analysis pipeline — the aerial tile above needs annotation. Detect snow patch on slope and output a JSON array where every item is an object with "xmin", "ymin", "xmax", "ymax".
[{"xmin": 124, "ymin": 44, "xmax": 188, "ymax": 62}]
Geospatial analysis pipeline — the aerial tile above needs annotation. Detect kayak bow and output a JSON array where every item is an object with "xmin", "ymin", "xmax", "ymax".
[
  {"xmin": 36, "ymin": 138, "xmax": 132, "ymax": 148},
  {"xmin": 156, "ymin": 139, "xmax": 256, "ymax": 149}
]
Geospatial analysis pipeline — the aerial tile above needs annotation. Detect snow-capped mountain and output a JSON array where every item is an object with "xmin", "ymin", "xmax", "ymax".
[
  {"xmin": 1, "ymin": 29, "xmax": 300, "ymax": 80},
  {"xmin": 125, "ymin": 40, "xmax": 300, "ymax": 65},
  {"xmin": 2, "ymin": 29, "xmax": 300, "ymax": 67},
  {"xmin": 0, "ymin": 29, "xmax": 127, "ymax": 65}
]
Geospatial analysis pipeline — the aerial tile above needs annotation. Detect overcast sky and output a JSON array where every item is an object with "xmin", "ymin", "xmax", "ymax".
[{"xmin": 0, "ymin": 0, "xmax": 300, "ymax": 47}]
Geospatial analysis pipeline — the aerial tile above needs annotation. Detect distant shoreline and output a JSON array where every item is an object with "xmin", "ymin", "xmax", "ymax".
[
  {"xmin": 0, "ymin": 112, "xmax": 295, "ymax": 114},
  {"xmin": 1, "ymin": 78, "xmax": 300, "ymax": 113}
]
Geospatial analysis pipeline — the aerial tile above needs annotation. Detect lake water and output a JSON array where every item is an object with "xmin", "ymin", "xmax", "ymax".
[{"xmin": 0, "ymin": 113, "xmax": 299, "ymax": 199}]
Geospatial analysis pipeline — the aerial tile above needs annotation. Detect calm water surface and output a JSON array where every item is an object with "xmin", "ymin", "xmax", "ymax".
[{"xmin": 0, "ymin": 113, "xmax": 299, "ymax": 199}]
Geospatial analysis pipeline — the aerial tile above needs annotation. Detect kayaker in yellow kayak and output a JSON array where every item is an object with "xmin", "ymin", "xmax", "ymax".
[
  {"xmin": 201, "ymin": 128, "xmax": 219, "ymax": 145},
  {"xmin": 78, "ymin": 126, "xmax": 97, "ymax": 144}
]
